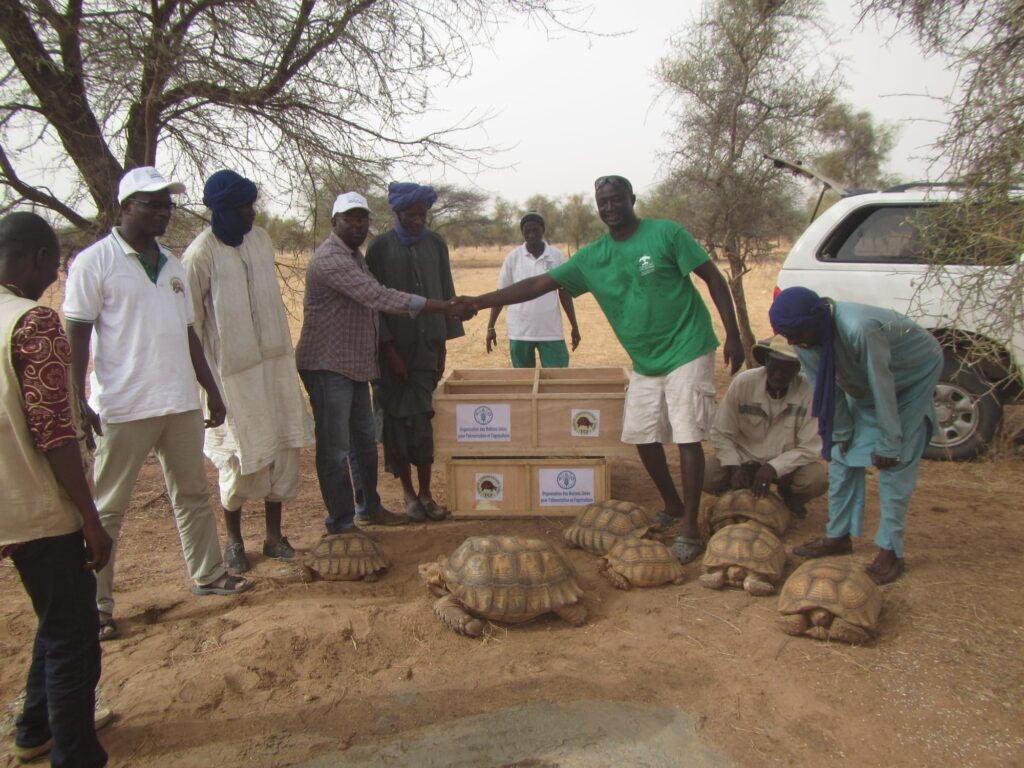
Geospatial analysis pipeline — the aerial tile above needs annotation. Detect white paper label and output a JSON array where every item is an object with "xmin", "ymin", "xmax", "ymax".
[
  {"xmin": 570, "ymin": 408, "xmax": 600, "ymax": 437},
  {"xmin": 537, "ymin": 468, "xmax": 595, "ymax": 507},
  {"xmin": 474, "ymin": 472, "xmax": 504, "ymax": 502},
  {"xmin": 455, "ymin": 404, "xmax": 512, "ymax": 442}
]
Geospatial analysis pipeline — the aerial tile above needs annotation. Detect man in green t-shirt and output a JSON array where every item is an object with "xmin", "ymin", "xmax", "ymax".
[{"xmin": 467, "ymin": 175, "xmax": 744, "ymax": 564}]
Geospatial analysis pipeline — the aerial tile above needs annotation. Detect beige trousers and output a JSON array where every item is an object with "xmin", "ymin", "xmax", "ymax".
[
  {"xmin": 704, "ymin": 453, "xmax": 828, "ymax": 506},
  {"xmin": 92, "ymin": 410, "xmax": 224, "ymax": 614}
]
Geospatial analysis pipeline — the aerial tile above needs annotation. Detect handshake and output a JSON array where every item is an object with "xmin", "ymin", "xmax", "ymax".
[{"xmin": 445, "ymin": 296, "xmax": 480, "ymax": 321}]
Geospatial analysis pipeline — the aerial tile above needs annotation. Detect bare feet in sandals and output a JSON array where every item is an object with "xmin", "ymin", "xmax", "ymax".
[{"xmin": 191, "ymin": 573, "xmax": 251, "ymax": 596}]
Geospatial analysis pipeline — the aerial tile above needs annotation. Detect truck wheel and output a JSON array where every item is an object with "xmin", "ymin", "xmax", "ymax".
[{"xmin": 924, "ymin": 351, "xmax": 1003, "ymax": 461}]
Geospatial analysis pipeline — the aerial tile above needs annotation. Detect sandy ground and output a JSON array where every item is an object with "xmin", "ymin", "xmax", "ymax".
[{"xmin": 2, "ymin": 255, "xmax": 1023, "ymax": 767}]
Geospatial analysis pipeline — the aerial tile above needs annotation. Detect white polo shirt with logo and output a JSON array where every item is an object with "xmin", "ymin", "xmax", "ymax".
[
  {"xmin": 64, "ymin": 229, "xmax": 200, "ymax": 424},
  {"xmin": 496, "ymin": 242, "xmax": 566, "ymax": 341}
]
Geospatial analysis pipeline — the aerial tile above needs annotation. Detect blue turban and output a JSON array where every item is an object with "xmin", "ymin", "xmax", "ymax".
[
  {"xmin": 203, "ymin": 170, "xmax": 258, "ymax": 247},
  {"xmin": 769, "ymin": 287, "xmax": 836, "ymax": 459},
  {"xmin": 388, "ymin": 182, "xmax": 437, "ymax": 246}
]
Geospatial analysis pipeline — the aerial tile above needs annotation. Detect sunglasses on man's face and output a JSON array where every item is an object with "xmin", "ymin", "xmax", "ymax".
[{"xmin": 126, "ymin": 198, "xmax": 176, "ymax": 211}]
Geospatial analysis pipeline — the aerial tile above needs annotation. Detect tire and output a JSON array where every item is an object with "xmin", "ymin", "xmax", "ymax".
[{"xmin": 924, "ymin": 351, "xmax": 1003, "ymax": 461}]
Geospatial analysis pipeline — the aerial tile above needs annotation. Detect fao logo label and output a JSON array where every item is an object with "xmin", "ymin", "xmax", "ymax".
[
  {"xmin": 476, "ymin": 474, "xmax": 502, "ymax": 499},
  {"xmin": 638, "ymin": 254, "xmax": 655, "ymax": 276},
  {"xmin": 473, "ymin": 405, "xmax": 493, "ymax": 425},
  {"xmin": 556, "ymin": 470, "xmax": 577, "ymax": 490}
]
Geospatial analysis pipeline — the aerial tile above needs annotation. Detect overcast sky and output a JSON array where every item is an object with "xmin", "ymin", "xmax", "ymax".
[{"xmin": 399, "ymin": 0, "xmax": 957, "ymax": 207}]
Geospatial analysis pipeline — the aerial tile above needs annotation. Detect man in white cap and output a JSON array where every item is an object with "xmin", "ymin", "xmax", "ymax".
[
  {"xmin": 706, "ymin": 335, "xmax": 827, "ymax": 516},
  {"xmin": 295, "ymin": 192, "xmax": 473, "ymax": 535},
  {"xmin": 65, "ymin": 166, "xmax": 250, "ymax": 643}
]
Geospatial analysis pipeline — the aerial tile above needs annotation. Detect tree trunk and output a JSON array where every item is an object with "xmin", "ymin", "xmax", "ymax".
[{"xmin": 725, "ymin": 252, "xmax": 757, "ymax": 368}]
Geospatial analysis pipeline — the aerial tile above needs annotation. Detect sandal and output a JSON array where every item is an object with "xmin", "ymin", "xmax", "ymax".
[
  {"xmin": 262, "ymin": 536, "xmax": 296, "ymax": 561},
  {"xmin": 98, "ymin": 612, "xmax": 119, "ymax": 642},
  {"xmin": 192, "ymin": 573, "xmax": 252, "ymax": 596},
  {"xmin": 420, "ymin": 499, "xmax": 449, "ymax": 522},
  {"xmin": 670, "ymin": 536, "xmax": 706, "ymax": 565},
  {"xmin": 404, "ymin": 498, "xmax": 428, "ymax": 522},
  {"xmin": 223, "ymin": 541, "xmax": 250, "ymax": 573}
]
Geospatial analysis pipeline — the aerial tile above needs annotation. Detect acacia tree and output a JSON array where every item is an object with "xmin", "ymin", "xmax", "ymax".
[
  {"xmin": 858, "ymin": 1, "xmax": 1024, "ymax": 388},
  {"xmin": 815, "ymin": 102, "xmax": 897, "ymax": 189},
  {"xmin": 657, "ymin": 0, "xmax": 840, "ymax": 358},
  {"xmin": 0, "ymin": 0, "xmax": 567, "ymax": 237}
]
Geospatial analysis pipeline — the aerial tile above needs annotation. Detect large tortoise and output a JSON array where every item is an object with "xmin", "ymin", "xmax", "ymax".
[
  {"xmin": 598, "ymin": 538, "xmax": 686, "ymax": 589},
  {"xmin": 419, "ymin": 536, "xmax": 586, "ymax": 637},
  {"xmin": 705, "ymin": 489, "xmax": 791, "ymax": 539},
  {"xmin": 777, "ymin": 558, "xmax": 883, "ymax": 644},
  {"xmin": 699, "ymin": 522, "xmax": 786, "ymax": 596},
  {"xmin": 563, "ymin": 499, "xmax": 654, "ymax": 555},
  {"xmin": 299, "ymin": 532, "xmax": 388, "ymax": 582}
]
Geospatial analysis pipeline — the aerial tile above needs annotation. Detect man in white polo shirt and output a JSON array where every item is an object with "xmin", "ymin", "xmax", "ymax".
[
  {"xmin": 485, "ymin": 212, "xmax": 580, "ymax": 367},
  {"xmin": 65, "ymin": 167, "xmax": 250, "ymax": 642}
]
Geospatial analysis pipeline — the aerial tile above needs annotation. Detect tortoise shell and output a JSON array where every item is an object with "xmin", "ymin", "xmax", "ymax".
[
  {"xmin": 778, "ymin": 558, "xmax": 882, "ymax": 631},
  {"xmin": 599, "ymin": 538, "xmax": 686, "ymax": 589},
  {"xmin": 702, "ymin": 521, "xmax": 785, "ymax": 580},
  {"xmin": 300, "ymin": 532, "xmax": 388, "ymax": 582},
  {"xmin": 563, "ymin": 499, "xmax": 654, "ymax": 555},
  {"xmin": 441, "ymin": 536, "xmax": 583, "ymax": 624},
  {"xmin": 708, "ymin": 489, "xmax": 791, "ymax": 538}
]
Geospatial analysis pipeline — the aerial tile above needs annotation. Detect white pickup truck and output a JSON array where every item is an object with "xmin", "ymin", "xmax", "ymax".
[{"xmin": 770, "ymin": 158, "xmax": 1023, "ymax": 460}]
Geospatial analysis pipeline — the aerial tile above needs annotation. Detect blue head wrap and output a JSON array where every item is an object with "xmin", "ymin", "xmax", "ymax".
[
  {"xmin": 387, "ymin": 182, "xmax": 437, "ymax": 246},
  {"xmin": 769, "ymin": 287, "xmax": 836, "ymax": 459},
  {"xmin": 203, "ymin": 170, "xmax": 258, "ymax": 247}
]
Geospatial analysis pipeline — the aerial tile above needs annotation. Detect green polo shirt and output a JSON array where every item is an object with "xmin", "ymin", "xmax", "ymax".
[{"xmin": 548, "ymin": 218, "xmax": 718, "ymax": 376}]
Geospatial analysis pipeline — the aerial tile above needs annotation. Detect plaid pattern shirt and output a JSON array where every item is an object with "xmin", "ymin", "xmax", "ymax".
[{"xmin": 295, "ymin": 232, "xmax": 418, "ymax": 382}]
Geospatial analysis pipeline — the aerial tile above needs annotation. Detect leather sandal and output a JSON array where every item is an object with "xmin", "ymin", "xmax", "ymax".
[{"xmin": 792, "ymin": 535, "xmax": 853, "ymax": 558}]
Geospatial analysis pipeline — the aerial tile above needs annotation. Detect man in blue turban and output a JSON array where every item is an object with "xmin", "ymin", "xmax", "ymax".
[
  {"xmin": 182, "ymin": 170, "xmax": 314, "ymax": 572},
  {"xmin": 365, "ymin": 182, "xmax": 464, "ymax": 521},
  {"xmin": 769, "ymin": 287, "xmax": 943, "ymax": 584}
]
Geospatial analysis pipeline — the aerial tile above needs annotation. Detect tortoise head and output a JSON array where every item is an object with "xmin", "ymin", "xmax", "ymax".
[{"xmin": 418, "ymin": 557, "xmax": 448, "ymax": 595}]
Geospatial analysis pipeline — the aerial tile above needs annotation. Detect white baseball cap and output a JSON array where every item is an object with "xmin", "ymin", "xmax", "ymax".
[
  {"xmin": 332, "ymin": 191, "xmax": 371, "ymax": 216},
  {"xmin": 118, "ymin": 167, "xmax": 186, "ymax": 204}
]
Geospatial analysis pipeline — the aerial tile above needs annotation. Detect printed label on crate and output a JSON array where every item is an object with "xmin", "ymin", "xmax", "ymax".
[
  {"xmin": 475, "ymin": 473, "xmax": 504, "ymax": 502},
  {"xmin": 538, "ymin": 468, "xmax": 595, "ymax": 507},
  {"xmin": 456, "ymin": 404, "xmax": 512, "ymax": 441},
  {"xmin": 570, "ymin": 409, "xmax": 600, "ymax": 437}
]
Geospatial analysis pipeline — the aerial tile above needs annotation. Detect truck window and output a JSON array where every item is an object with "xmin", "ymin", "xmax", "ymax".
[{"xmin": 821, "ymin": 206, "xmax": 933, "ymax": 263}]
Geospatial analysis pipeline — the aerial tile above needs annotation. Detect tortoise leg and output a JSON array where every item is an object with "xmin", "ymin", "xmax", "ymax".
[
  {"xmin": 433, "ymin": 594, "xmax": 483, "ymax": 637},
  {"xmin": 599, "ymin": 562, "xmax": 631, "ymax": 590},
  {"xmin": 699, "ymin": 570, "xmax": 726, "ymax": 590},
  {"xmin": 742, "ymin": 574, "xmax": 775, "ymax": 597},
  {"xmin": 362, "ymin": 572, "xmax": 379, "ymax": 582},
  {"xmin": 299, "ymin": 565, "xmax": 317, "ymax": 583},
  {"xmin": 827, "ymin": 617, "xmax": 873, "ymax": 645},
  {"xmin": 777, "ymin": 613, "xmax": 810, "ymax": 637},
  {"xmin": 555, "ymin": 602, "xmax": 588, "ymax": 626}
]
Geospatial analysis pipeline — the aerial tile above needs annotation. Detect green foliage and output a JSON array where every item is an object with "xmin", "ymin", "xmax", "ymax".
[
  {"xmin": 815, "ymin": 102, "xmax": 898, "ymax": 189},
  {"xmin": 657, "ymin": 0, "xmax": 841, "ymax": 355},
  {"xmin": 859, "ymin": 0, "xmax": 1024, "ymax": 381}
]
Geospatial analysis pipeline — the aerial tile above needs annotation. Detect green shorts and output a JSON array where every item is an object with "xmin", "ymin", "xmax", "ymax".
[{"xmin": 509, "ymin": 339, "xmax": 570, "ymax": 368}]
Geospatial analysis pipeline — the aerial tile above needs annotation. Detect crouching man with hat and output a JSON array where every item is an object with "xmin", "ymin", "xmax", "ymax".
[{"xmin": 705, "ymin": 335, "xmax": 827, "ymax": 516}]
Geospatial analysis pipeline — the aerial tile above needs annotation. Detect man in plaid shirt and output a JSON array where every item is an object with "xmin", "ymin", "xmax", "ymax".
[{"xmin": 296, "ymin": 192, "xmax": 472, "ymax": 535}]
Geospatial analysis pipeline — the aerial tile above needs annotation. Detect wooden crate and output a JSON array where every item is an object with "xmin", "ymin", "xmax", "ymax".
[
  {"xmin": 446, "ymin": 457, "xmax": 610, "ymax": 517},
  {"xmin": 434, "ymin": 367, "xmax": 631, "ymax": 457}
]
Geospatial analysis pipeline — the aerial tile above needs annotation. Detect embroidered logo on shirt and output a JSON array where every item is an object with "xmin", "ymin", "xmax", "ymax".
[
  {"xmin": 170, "ymin": 277, "xmax": 184, "ymax": 294},
  {"xmin": 638, "ymin": 254, "xmax": 655, "ymax": 276}
]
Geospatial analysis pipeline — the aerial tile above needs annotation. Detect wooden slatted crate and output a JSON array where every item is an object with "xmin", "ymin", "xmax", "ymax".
[
  {"xmin": 446, "ymin": 457, "xmax": 611, "ymax": 517},
  {"xmin": 434, "ymin": 367, "xmax": 631, "ymax": 457}
]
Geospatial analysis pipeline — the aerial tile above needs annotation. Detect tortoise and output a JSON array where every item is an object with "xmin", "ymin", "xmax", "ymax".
[
  {"xmin": 598, "ymin": 537, "xmax": 686, "ymax": 589},
  {"xmin": 705, "ymin": 489, "xmax": 791, "ymax": 538},
  {"xmin": 563, "ymin": 499, "xmax": 654, "ymax": 555},
  {"xmin": 777, "ymin": 558, "xmax": 883, "ymax": 644},
  {"xmin": 419, "ymin": 535, "xmax": 586, "ymax": 638},
  {"xmin": 299, "ymin": 532, "xmax": 388, "ymax": 582},
  {"xmin": 699, "ymin": 521, "xmax": 786, "ymax": 596}
]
